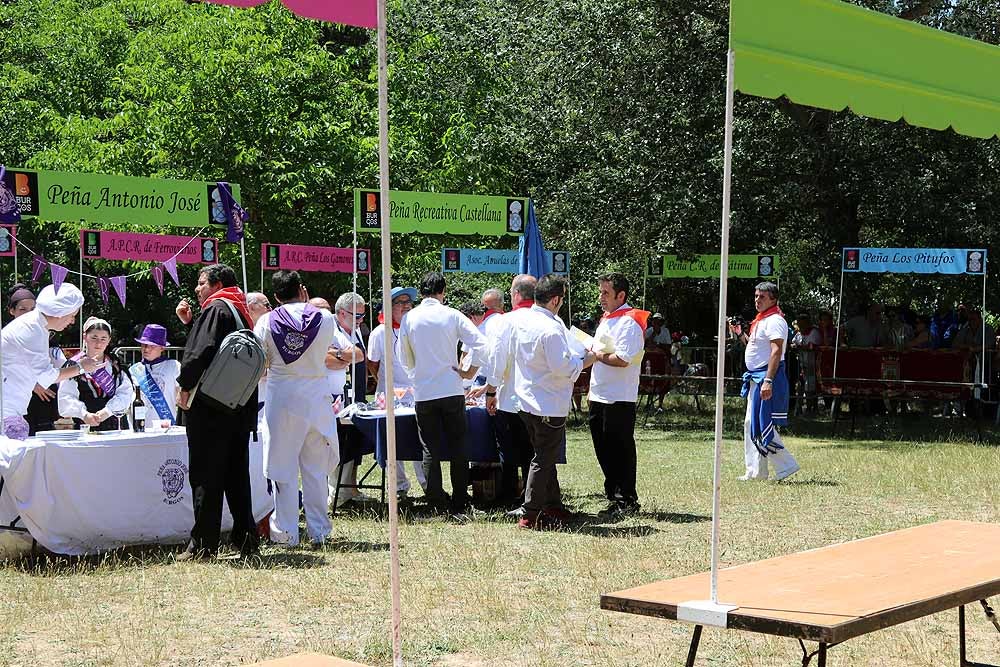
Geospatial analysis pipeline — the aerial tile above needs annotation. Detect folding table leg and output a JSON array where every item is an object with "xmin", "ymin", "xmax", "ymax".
[
  {"xmin": 959, "ymin": 600, "xmax": 1000, "ymax": 667},
  {"xmin": 684, "ymin": 625, "xmax": 702, "ymax": 667}
]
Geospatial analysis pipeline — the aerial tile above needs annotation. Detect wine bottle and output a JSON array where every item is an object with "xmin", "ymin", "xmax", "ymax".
[{"xmin": 132, "ymin": 387, "xmax": 146, "ymax": 433}]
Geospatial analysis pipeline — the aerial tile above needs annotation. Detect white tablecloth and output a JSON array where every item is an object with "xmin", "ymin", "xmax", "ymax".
[{"xmin": 0, "ymin": 429, "xmax": 271, "ymax": 557}]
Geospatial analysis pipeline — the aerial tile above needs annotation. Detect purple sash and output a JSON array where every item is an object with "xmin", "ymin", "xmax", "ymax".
[
  {"xmin": 72, "ymin": 354, "xmax": 116, "ymax": 396},
  {"xmin": 270, "ymin": 303, "xmax": 323, "ymax": 364}
]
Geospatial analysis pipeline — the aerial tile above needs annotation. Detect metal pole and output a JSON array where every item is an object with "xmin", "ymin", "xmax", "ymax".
[
  {"xmin": 833, "ymin": 259, "xmax": 845, "ymax": 378},
  {"xmin": 709, "ymin": 48, "xmax": 736, "ymax": 605},
  {"xmin": 376, "ymin": 0, "xmax": 403, "ymax": 661},
  {"xmin": 981, "ymin": 261, "xmax": 987, "ymax": 387},
  {"xmin": 239, "ymin": 237, "xmax": 248, "ymax": 295}
]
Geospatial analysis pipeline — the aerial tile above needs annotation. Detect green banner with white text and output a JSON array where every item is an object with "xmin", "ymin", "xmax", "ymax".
[
  {"xmin": 354, "ymin": 189, "xmax": 526, "ymax": 236},
  {"xmin": 646, "ymin": 254, "xmax": 779, "ymax": 279},
  {"xmin": 1, "ymin": 167, "xmax": 240, "ymax": 229}
]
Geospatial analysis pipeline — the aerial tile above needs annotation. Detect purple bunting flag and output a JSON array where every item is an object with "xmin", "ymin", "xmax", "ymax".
[
  {"xmin": 216, "ymin": 181, "xmax": 248, "ymax": 243},
  {"xmin": 110, "ymin": 276, "xmax": 127, "ymax": 307},
  {"xmin": 163, "ymin": 257, "xmax": 179, "ymax": 286},
  {"xmin": 31, "ymin": 255, "xmax": 48, "ymax": 283},
  {"xmin": 152, "ymin": 264, "xmax": 165, "ymax": 294},
  {"xmin": 97, "ymin": 277, "xmax": 110, "ymax": 305},
  {"xmin": 50, "ymin": 263, "xmax": 68, "ymax": 293},
  {"xmin": 0, "ymin": 166, "xmax": 21, "ymax": 224}
]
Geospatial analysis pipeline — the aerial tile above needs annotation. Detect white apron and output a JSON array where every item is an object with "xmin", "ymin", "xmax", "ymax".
[{"xmin": 255, "ymin": 306, "xmax": 340, "ymax": 483}]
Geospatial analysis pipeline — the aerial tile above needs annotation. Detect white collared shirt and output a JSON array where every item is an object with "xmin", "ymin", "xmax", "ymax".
[
  {"xmin": 466, "ymin": 310, "xmax": 506, "ymax": 378},
  {"xmin": 589, "ymin": 303, "xmax": 645, "ymax": 404},
  {"xmin": 489, "ymin": 306, "xmax": 536, "ymax": 413},
  {"xmin": 512, "ymin": 305, "xmax": 584, "ymax": 418},
  {"xmin": 399, "ymin": 297, "xmax": 487, "ymax": 402}
]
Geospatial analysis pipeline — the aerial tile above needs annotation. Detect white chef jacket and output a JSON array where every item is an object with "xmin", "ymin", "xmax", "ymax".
[
  {"xmin": 255, "ymin": 303, "xmax": 340, "ymax": 482},
  {"xmin": 1, "ymin": 310, "xmax": 61, "ymax": 418}
]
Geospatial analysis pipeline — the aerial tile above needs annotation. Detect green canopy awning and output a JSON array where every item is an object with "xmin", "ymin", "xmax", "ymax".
[{"xmin": 730, "ymin": 0, "xmax": 1000, "ymax": 139}]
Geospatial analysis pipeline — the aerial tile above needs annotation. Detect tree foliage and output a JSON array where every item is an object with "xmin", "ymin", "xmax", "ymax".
[{"xmin": 2, "ymin": 0, "xmax": 1000, "ymax": 339}]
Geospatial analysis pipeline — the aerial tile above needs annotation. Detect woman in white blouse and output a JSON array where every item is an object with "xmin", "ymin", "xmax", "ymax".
[{"xmin": 58, "ymin": 317, "xmax": 134, "ymax": 431}]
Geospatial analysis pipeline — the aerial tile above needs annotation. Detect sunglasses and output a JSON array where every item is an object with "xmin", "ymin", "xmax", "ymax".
[{"xmin": 392, "ymin": 299, "xmax": 412, "ymax": 306}]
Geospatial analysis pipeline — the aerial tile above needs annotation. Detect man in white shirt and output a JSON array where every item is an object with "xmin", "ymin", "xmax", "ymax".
[
  {"xmin": 511, "ymin": 274, "xmax": 595, "ymax": 529},
  {"xmin": 589, "ymin": 273, "xmax": 647, "ymax": 515},
  {"xmin": 254, "ymin": 270, "xmax": 340, "ymax": 547},
  {"xmin": 328, "ymin": 292, "xmax": 370, "ymax": 507},
  {"xmin": 729, "ymin": 281, "xmax": 799, "ymax": 481},
  {"xmin": 367, "ymin": 286, "xmax": 426, "ymax": 497},
  {"xmin": 399, "ymin": 272, "xmax": 487, "ymax": 515},
  {"xmin": 485, "ymin": 275, "xmax": 537, "ymax": 508}
]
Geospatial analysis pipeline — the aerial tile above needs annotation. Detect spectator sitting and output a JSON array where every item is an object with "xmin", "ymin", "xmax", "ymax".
[
  {"xmin": 817, "ymin": 310, "xmax": 837, "ymax": 347},
  {"xmin": 843, "ymin": 304, "xmax": 883, "ymax": 347},
  {"xmin": 884, "ymin": 307, "xmax": 913, "ymax": 349},
  {"xmin": 906, "ymin": 316, "xmax": 932, "ymax": 349},
  {"xmin": 644, "ymin": 313, "xmax": 671, "ymax": 349}
]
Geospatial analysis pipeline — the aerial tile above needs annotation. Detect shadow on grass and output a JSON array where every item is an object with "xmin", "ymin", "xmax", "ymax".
[
  {"xmin": 574, "ymin": 524, "xmax": 661, "ymax": 538},
  {"xmin": 777, "ymin": 476, "xmax": 841, "ymax": 487},
  {"xmin": 640, "ymin": 510, "xmax": 711, "ymax": 523}
]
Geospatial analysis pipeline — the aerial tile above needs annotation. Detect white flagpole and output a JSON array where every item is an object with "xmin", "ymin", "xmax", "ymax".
[
  {"xmin": 709, "ymin": 48, "xmax": 736, "ymax": 605},
  {"xmin": 376, "ymin": 0, "xmax": 403, "ymax": 662}
]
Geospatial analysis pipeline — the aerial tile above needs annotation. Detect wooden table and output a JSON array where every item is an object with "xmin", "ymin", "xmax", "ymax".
[{"xmin": 601, "ymin": 520, "xmax": 1000, "ymax": 665}]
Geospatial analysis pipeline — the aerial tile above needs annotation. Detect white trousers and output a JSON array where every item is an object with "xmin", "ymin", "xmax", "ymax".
[
  {"xmin": 270, "ymin": 428, "xmax": 332, "ymax": 546},
  {"xmin": 743, "ymin": 380, "xmax": 799, "ymax": 480}
]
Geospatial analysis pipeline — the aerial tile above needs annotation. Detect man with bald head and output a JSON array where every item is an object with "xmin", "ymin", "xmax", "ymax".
[
  {"xmin": 246, "ymin": 292, "xmax": 272, "ymax": 325},
  {"xmin": 482, "ymin": 288, "xmax": 505, "ymax": 315},
  {"xmin": 484, "ymin": 273, "xmax": 538, "ymax": 508}
]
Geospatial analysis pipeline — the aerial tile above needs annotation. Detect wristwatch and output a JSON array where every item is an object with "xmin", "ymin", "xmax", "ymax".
[
  {"xmin": 486, "ymin": 391, "xmax": 497, "ymax": 397},
  {"xmin": 335, "ymin": 350, "xmax": 344, "ymax": 361},
  {"xmin": 762, "ymin": 378, "xmax": 774, "ymax": 384}
]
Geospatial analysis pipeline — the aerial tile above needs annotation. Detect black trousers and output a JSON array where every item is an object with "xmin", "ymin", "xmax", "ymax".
[
  {"xmin": 415, "ymin": 395, "xmax": 470, "ymax": 511},
  {"xmin": 519, "ymin": 411, "xmax": 564, "ymax": 514},
  {"xmin": 588, "ymin": 400, "xmax": 638, "ymax": 504},
  {"xmin": 495, "ymin": 409, "xmax": 532, "ymax": 504},
  {"xmin": 186, "ymin": 409, "xmax": 259, "ymax": 553}
]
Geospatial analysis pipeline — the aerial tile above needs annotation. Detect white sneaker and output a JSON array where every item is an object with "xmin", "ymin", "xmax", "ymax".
[{"xmin": 775, "ymin": 464, "xmax": 800, "ymax": 481}]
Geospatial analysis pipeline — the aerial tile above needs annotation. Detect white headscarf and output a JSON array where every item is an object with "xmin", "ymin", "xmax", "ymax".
[
  {"xmin": 35, "ymin": 284, "xmax": 84, "ymax": 317},
  {"xmin": 82, "ymin": 316, "xmax": 111, "ymax": 334}
]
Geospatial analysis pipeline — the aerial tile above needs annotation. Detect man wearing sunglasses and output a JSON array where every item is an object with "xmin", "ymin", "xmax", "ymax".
[{"xmin": 368, "ymin": 286, "xmax": 426, "ymax": 499}]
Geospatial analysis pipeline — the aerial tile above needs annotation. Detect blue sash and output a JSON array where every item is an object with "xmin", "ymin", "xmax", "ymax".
[{"xmin": 130, "ymin": 362, "xmax": 175, "ymax": 423}]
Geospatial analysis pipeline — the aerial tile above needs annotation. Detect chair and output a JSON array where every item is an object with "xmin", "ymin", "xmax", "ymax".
[
  {"xmin": 570, "ymin": 366, "xmax": 592, "ymax": 424},
  {"xmin": 638, "ymin": 349, "xmax": 671, "ymax": 424}
]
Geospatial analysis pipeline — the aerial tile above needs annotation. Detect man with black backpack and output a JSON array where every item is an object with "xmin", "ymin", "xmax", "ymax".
[{"xmin": 176, "ymin": 263, "xmax": 261, "ymax": 560}]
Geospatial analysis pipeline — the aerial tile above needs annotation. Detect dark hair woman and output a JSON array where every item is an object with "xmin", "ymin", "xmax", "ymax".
[{"xmin": 58, "ymin": 317, "xmax": 134, "ymax": 431}]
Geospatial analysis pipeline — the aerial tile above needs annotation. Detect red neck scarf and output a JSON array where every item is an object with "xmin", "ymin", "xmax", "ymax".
[
  {"xmin": 602, "ymin": 306, "xmax": 650, "ymax": 331},
  {"xmin": 377, "ymin": 312, "xmax": 400, "ymax": 329},
  {"xmin": 513, "ymin": 299, "xmax": 533, "ymax": 310},
  {"xmin": 482, "ymin": 309, "xmax": 502, "ymax": 322},
  {"xmin": 749, "ymin": 305, "xmax": 783, "ymax": 334},
  {"xmin": 203, "ymin": 286, "xmax": 252, "ymax": 327}
]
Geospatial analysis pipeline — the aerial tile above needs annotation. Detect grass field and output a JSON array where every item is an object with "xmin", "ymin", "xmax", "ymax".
[{"xmin": 2, "ymin": 400, "xmax": 999, "ymax": 666}]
